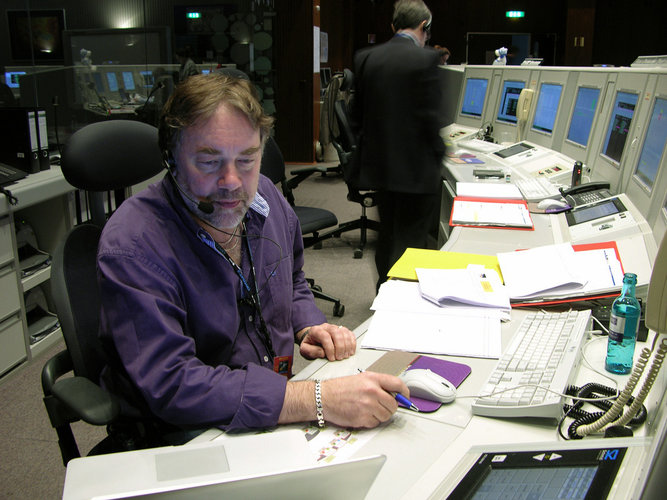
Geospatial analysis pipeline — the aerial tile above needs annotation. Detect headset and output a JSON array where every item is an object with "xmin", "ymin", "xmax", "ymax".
[
  {"xmin": 423, "ymin": 16, "xmax": 432, "ymax": 41},
  {"xmin": 162, "ymin": 151, "xmax": 215, "ymax": 215}
]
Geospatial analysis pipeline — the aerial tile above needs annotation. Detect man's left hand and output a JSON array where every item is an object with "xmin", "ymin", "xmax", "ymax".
[{"xmin": 299, "ymin": 323, "xmax": 356, "ymax": 361}]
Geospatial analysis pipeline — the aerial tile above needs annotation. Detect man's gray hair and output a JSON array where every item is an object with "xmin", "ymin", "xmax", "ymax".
[{"xmin": 392, "ymin": 0, "xmax": 432, "ymax": 31}]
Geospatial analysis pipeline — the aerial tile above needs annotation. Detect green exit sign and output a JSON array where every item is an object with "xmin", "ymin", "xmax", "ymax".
[
  {"xmin": 506, "ymin": 11, "xmax": 525, "ymax": 18},
  {"xmin": 187, "ymin": 12, "xmax": 201, "ymax": 19}
]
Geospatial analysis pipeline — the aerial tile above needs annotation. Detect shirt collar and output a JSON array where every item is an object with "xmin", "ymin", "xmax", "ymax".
[{"xmin": 394, "ymin": 31, "xmax": 420, "ymax": 47}]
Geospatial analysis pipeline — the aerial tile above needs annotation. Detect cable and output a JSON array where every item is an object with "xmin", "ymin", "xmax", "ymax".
[{"xmin": 574, "ymin": 335, "xmax": 666, "ymax": 437}]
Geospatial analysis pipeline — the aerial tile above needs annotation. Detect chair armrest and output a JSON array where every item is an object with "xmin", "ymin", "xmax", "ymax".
[
  {"xmin": 41, "ymin": 349, "xmax": 74, "ymax": 396},
  {"xmin": 287, "ymin": 165, "xmax": 330, "ymax": 191},
  {"xmin": 52, "ymin": 376, "xmax": 121, "ymax": 426}
]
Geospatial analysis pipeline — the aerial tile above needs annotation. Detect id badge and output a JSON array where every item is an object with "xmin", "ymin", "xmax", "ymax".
[{"xmin": 273, "ymin": 355, "xmax": 293, "ymax": 378}]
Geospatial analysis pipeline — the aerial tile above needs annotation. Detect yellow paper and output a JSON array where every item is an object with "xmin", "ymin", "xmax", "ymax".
[{"xmin": 387, "ymin": 248, "xmax": 503, "ymax": 282}]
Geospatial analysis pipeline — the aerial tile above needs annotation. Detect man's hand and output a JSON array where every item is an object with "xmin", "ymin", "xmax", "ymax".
[
  {"xmin": 298, "ymin": 323, "xmax": 356, "ymax": 361},
  {"xmin": 279, "ymin": 371, "xmax": 409, "ymax": 428}
]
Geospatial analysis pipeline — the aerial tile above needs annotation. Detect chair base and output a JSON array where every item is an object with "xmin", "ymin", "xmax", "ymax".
[{"xmin": 307, "ymin": 279, "xmax": 345, "ymax": 317}]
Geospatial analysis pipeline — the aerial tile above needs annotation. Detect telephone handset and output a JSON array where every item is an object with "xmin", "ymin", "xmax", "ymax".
[
  {"xmin": 559, "ymin": 181, "xmax": 611, "ymax": 207},
  {"xmin": 516, "ymin": 88, "xmax": 534, "ymax": 122}
]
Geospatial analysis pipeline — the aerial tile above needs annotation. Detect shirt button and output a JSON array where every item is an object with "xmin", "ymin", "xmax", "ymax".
[
  {"xmin": 263, "ymin": 355, "xmax": 269, "ymax": 362},
  {"xmin": 249, "ymin": 315, "xmax": 254, "ymax": 322}
]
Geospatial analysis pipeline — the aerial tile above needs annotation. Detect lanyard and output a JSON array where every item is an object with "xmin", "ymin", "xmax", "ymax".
[{"xmin": 211, "ymin": 223, "xmax": 276, "ymax": 360}]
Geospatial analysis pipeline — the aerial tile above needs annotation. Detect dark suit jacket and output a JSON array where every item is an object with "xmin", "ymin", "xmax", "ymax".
[{"xmin": 351, "ymin": 35, "xmax": 446, "ymax": 194}]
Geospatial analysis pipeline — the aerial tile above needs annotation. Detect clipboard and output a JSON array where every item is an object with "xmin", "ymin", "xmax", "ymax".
[{"xmin": 450, "ymin": 196, "xmax": 534, "ymax": 230}]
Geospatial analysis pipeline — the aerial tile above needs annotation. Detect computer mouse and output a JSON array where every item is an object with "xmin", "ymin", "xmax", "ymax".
[
  {"xmin": 536, "ymin": 198, "xmax": 571, "ymax": 212},
  {"xmin": 399, "ymin": 369, "xmax": 457, "ymax": 404}
]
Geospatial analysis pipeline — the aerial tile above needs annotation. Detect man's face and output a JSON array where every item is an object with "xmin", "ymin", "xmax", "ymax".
[{"xmin": 173, "ymin": 103, "xmax": 262, "ymax": 231}]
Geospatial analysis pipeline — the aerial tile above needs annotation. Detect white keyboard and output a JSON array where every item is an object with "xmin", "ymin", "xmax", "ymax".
[
  {"xmin": 472, "ymin": 310, "xmax": 591, "ymax": 419},
  {"xmin": 515, "ymin": 176, "xmax": 562, "ymax": 201},
  {"xmin": 458, "ymin": 138, "xmax": 501, "ymax": 153}
]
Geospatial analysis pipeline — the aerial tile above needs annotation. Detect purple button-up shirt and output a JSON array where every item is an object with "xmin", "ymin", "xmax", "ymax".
[{"xmin": 97, "ymin": 174, "xmax": 326, "ymax": 431}]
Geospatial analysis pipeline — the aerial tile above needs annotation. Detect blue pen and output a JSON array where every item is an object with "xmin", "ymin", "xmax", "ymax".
[{"xmin": 358, "ymin": 369, "xmax": 419, "ymax": 412}]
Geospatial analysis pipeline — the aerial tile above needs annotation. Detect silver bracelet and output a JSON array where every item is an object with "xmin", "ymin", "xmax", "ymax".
[{"xmin": 314, "ymin": 379, "xmax": 325, "ymax": 428}]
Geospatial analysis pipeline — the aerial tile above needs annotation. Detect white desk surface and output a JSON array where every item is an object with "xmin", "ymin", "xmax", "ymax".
[{"xmin": 0, "ymin": 166, "xmax": 74, "ymax": 215}]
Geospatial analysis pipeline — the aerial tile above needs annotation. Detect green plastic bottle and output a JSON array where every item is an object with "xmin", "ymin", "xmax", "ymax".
[{"xmin": 605, "ymin": 273, "xmax": 640, "ymax": 374}]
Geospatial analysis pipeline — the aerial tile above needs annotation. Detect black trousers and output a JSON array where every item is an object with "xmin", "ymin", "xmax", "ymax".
[{"xmin": 375, "ymin": 190, "xmax": 439, "ymax": 288}]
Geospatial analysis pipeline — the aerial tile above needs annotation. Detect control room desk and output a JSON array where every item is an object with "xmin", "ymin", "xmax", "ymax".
[{"xmin": 195, "ymin": 311, "xmax": 666, "ymax": 499}]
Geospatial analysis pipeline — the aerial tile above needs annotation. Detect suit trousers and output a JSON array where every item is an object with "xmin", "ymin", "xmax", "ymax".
[{"xmin": 375, "ymin": 190, "xmax": 439, "ymax": 288}]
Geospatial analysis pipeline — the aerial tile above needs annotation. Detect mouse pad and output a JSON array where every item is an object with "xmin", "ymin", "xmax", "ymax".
[
  {"xmin": 406, "ymin": 355, "xmax": 471, "ymax": 412},
  {"xmin": 365, "ymin": 352, "xmax": 472, "ymax": 413}
]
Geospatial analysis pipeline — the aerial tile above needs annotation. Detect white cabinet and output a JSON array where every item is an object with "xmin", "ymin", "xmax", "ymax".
[{"xmin": 0, "ymin": 167, "xmax": 75, "ymax": 377}]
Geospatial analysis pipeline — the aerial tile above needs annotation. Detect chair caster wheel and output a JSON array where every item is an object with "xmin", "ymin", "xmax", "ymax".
[
  {"xmin": 333, "ymin": 303, "xmax": 345, "ymax": 317},
  {"xmin": 354, "ymin": 248, "xmax": 363, "ymax": 259}
]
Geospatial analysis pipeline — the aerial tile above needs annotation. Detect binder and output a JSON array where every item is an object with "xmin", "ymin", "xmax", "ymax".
[
  {"xmin": 0, "ymin": 107, "xmax": 41, "ymax": 173},
  {"xmin": 35, "ymin": 108, "xmax": 50, "ymax": 171},
  {"xmin": 450, "ymin": 196, "xmax": 534, "ymax": 230}
]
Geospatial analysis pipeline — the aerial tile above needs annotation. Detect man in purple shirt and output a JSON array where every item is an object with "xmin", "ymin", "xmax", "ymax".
[{"xmin": 98, "ymin": 74, "xmax": 408, "ymax": 443}]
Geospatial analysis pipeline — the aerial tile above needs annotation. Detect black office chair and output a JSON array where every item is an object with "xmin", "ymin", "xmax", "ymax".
[
  {"xmin": 261, "ymin": 136, "xmax": 345, "ymax": 317},
  {"xmin": 41, "ymin": 120, "xmax": 165, "ymax": 466},
  {"xmin": 328, "ymin": 69, "xmax": 380, "ymax": 259}
]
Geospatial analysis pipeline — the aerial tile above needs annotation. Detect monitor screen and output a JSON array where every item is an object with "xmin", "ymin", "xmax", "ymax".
[
  {"xmin": 92, "ymin": 72, "xmax": 104, "ymax": 93},
  {"xmin": 4, "ymin": 71, "xmax": 26, "ymax": 89},
  {"xmin": 106, "ymin": 72, "xmax": 119, "ymax": 92},
  {"xmin": 496, "ymin": 80, "xmax": 525, "ymax": 123},
  {"xmin": 634, "ymin": 97, "xmax": 667, "ymax": 190},
  {"xmin": 531, "ymin": 83, "xmax": 563, "ymax": 134},
  {"xmin": 121, "ymin": 71, "xmax": 135, "ymax": 91},
  {"xmin": 460, "ymin": 78, "xmax": 488, "ymax": 117},
  {"xmin": 140, "ymin": 70, "xmax": 154, "ymax": 88},
  {"xmin": 567, "ymin": 86, "xmax": 601, "ymax": 147},
  {"xmin": 602, "ymin": 91, "xmax": 639, "ymax": 164}
]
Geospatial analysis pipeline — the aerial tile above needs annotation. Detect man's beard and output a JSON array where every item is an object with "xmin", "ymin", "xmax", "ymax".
[{"xmin": 184, "ymin": 187, "xmax": 249, "ymax": 230}]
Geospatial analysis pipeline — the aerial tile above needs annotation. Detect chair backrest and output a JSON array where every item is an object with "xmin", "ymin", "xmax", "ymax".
[
  {"xmin": 62, "ymin": 120, "xmax": 165, "ymax": 226},
  {"xmin": 260, "ymin": 136, "xmax": 295, "ymax": 206},
  {"xmin": 54, "ymin": 120, "xmax": 164, "ymax": 380}
]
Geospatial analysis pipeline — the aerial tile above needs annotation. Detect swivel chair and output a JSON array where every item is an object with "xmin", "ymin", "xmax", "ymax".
[
  {"xmin": 261, "ymin": 136, "xmax": 345, "ymax": 317},
  {"xmin": 328, "ymin": 69, "xmax": 380, "ymax": 259},
  {"xmin": 41, "ymin": 120, "xmax": 165, "ymax": 465}
]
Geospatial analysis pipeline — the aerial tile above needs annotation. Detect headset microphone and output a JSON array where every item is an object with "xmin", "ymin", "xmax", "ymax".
[{"xmin": 163, "ymin": 156, "xmax": 215, "ymax": 214}]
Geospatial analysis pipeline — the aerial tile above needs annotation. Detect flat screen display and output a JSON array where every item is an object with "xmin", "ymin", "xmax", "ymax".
[
  {"xmin": 140, "ymin": 70, "xmax": 154, "ymax": 88},
  {"xmin": 4, "ymin": 71, "xmax": 26, "ymax": 89},
  {"xmin": 634, "ymin": 97, "xmax": 667, "ymax": 190},
  {"xmin": 567, "ymin": 86, "xmax": 601, "ymax": 147},
  {"xmin": 497, "ymin": 80, "xmax": 525, "ymax": 123},
  {"xmin": 106, "ymin": 72, "xmax": 119, "ymax": 92},
  {"xmin": 602, "ymin": 91, "xmax": 638, "ymax": 164},
  {"xmin": 460, "ymin": 78, "xmax": 488, "ymax": 117},
  {"xmin": 92, "ymin": 72, "xmax": 104, "ymax": 93},
  {"xmin": 532, "ymin": 83, "xmax": 563, "ymax": 134},
  {"xmin": 122, "ymin": 71, "xmax": 135, "ymax": 91}
]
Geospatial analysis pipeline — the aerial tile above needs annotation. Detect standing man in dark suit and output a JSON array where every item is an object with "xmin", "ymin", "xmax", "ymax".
[{"xmin": 351, "ymin": 0, "xmax": 445, "ymax": 289}]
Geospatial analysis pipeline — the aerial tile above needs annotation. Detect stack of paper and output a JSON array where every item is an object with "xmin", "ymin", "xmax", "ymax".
[
  {"xmin": 450, "ymin": 197, "xmax": 534, "ymax": 229},
  {"xmin": 361, "ymin": 280, "xmax": 502, "ymax": 359},
  {"xmin": 497, "ymin": 242, "xmax": 624, "ymax": 301},
  {"xmin": 416, "ymin": 266, "xmax": 510, "ymax": 316}
]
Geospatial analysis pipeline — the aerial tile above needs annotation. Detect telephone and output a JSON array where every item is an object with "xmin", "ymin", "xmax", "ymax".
[
  {"xmin": 559, "ymin": 181, "xmax": 611, "ymax": 207},
  {"xmin": 516, "ymin": 88, "xmax": 534, "ymax": 122}
]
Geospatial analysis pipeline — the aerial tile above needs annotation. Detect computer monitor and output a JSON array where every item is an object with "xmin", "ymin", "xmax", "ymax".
[
  {"xmin": 531, "ymin": 82, "xmax": 563, "ymax": 135},
  {"xmin": 92, "ymin": 72, "xmax": 105, "ymax": 93},
  {"xmin": 121, "ymin": 71, "xmax": 136, "ymax": 91},
  {"xmin": 106, "ymin": 72, "xmax": 119, "ymax": 92},
  {"xmin": 496, "ymin": 80, "xmax": 526, "ymax": 124},
  {"xmin": 140, "ymin": 70, "xmax": 154, "ymax": 88},
  {"xmin": 601, "ymin": 90, "xmax": 639, "ymax": 165},
  {"xmin": 5, "ymin": 71, "xmax": 26, "ymax": 89},
  {"xmin": 459, "ymin": 77, "xmax": 489, "ymax": 118},
  {"xmin": 633, "ymin": 96, "xmax": 667, "ymax": 192},
  {"xmin": 566, "ymin": 86, "xmax": 601, "ymax": 148}
]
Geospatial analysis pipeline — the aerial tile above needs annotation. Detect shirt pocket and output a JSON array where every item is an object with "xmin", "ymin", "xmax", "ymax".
[{"xmin": 260, "ymin": 252, "xmax": 293, "ymax": 331}]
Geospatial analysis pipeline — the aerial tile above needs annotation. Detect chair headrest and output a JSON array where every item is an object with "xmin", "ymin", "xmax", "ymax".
[
  {"xmin": 62, "ymin": 120, "xmax": 165, "ymax": 192},
  {"xmin": 340, "ymin": 69, "xmax": 354, "ymax": 92}
]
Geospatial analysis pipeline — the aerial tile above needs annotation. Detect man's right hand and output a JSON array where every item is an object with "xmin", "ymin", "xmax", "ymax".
[{"xmin": 321, "ymin": 371, "xmax": 409, "ymax": 428}]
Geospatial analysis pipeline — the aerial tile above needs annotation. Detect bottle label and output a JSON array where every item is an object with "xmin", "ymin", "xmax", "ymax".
[{"xmin": 609, "ymin": 314, "xmax": 634, "ymax": 342}]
